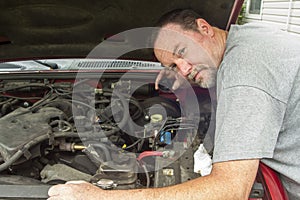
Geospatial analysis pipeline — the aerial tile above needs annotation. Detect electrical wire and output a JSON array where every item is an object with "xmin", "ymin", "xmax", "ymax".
[
  {"xmin": 123, "ymin": 138, "xmax": 143, "ymax": 150},
  {"xmin": 139, "ymin": 162, "xmax": 150, "ymax": 188},
  {"xmin": 137, "ymin": 151, "xmax": 163, "ymax": 162}
]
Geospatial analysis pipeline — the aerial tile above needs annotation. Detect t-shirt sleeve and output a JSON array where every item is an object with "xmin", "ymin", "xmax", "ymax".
[{"xmin": 212, "ymin": 86, "xmax": 286, "ymax": 163}]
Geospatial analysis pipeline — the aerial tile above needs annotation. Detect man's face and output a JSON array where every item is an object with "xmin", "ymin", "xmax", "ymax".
[{"xmin": 154, "ymin": 24, "xmax": 218, "ymax": 88}]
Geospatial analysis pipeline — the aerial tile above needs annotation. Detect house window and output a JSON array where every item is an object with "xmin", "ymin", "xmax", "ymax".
[{"xmin": 249, "ymin": 0, "xmax": 262, "ymax": 14}]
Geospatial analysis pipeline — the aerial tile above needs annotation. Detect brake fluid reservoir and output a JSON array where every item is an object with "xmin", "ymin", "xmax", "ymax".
[{"xmin": 150, "ymin": 114, "xmax": 163, "ymax": 123}]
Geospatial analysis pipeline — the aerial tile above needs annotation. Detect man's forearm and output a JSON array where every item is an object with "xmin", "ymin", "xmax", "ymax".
[
  {"xmin": 108, "ymin": 174, "xmax": 230, "ymax": 200},
  {"xmin": 100, "ymin": 160, "xmax": 259, "ymax": 200},
  {"xmin": 48, "ymin": 160, "xmax": 258, "ymax": 200}
]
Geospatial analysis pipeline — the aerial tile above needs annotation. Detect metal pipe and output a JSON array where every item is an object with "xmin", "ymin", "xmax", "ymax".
[{"xmin": 72, "ymin": 144, "xmax": 86, "ymax": 151}]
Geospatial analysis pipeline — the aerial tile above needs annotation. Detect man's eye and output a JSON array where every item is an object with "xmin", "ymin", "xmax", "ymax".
[
  {"xmin": 178, "ymin": 48, "xmax": 186, "ymax": 56},
  {"xmin": 169, "ymin": 64, "xmax": 177, "ymax": 70}
]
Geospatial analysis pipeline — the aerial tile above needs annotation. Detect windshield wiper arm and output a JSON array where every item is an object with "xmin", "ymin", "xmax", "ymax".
[{"xmin": 34, "ymin": 60, "xmax": 59, "ymax": 69}]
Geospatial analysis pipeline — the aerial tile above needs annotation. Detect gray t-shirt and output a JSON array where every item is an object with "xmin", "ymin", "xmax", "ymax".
[{"xmin": 213, "ymin": 23, "xmax": 300, "ymax": 199}]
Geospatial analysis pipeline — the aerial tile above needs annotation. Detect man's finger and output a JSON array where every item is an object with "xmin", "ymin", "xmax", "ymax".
[
  {"xmin": 48, "ymin": 184, "xmax": 65, "ymax": 196},
  {"xmin": 65, "ymin": 180, "xmax": 87, "ymax": 185},
  {"xmin": 172, "ymin": 79, "xmax": 181, "ymax": 90},
  {"xmin": 155, "ymin": 70, "xmax": 166, "ymax": 90}
]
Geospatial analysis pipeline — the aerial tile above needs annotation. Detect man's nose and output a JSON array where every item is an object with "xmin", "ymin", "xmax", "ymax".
[{"xmin": 175, "ymin": 58, "xmax": 193, "ymax": 76}]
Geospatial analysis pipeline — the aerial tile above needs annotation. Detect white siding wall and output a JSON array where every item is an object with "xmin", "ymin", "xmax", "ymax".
[{"xmin": 245, "ymin": 0, "xmax": 300, "ymax": 37}]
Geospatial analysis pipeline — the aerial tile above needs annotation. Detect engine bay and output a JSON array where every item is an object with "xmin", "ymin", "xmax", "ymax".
[{"xmin": 0, "ymin": 71, "xmax": 212, "ymax": 198}]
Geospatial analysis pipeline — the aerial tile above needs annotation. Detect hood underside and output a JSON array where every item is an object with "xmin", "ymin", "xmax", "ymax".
[{"xmin": 0, "ymin": 0, "xmax": 242, "ymax": 61}]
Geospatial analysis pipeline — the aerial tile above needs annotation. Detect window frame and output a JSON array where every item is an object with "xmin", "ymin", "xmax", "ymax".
[{"xmin": 246, "ymin": 0, "xmax": 263, "ymax": 20}]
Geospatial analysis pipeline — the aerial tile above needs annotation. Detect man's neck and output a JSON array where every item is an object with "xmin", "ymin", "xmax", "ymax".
[{"xmin": 212, "ymin": 27, "xmax": 228, "ymax": 68}]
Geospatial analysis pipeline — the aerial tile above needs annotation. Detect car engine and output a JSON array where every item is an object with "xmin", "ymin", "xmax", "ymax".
[{"xmin": 0, "ymin": 75, "xmax": 212, "ymax": 196}]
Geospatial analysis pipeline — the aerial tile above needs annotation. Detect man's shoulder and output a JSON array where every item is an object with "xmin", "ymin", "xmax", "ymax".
[
  {"xmin": 229, "ymin": 22, "xmax": 285, "ymax": 38},
  {"xmin": 218, "ymin": 24, "xmax": 300, "ymax": 103},
  {"xmin": 228, "ymin": 22, "xmax": 300, "ymax": 49}
]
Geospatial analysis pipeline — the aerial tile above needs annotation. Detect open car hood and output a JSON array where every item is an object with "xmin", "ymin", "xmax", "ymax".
[
  {"xmin": 0, "ymin": 0, "xmax": 243, "ymax": 61},
  {"xmin": 0, "ymin": 1, "xmax": 290, "ymax": 199}
]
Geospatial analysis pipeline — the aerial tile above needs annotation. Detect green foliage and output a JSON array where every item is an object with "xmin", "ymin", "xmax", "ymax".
[{"xmin": 237, "ymin": 4, "xmax": 246, "ymax": 25}]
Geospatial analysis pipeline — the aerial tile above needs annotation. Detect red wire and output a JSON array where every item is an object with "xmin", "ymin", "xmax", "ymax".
[{"xmin": 137, "ymin": 151, "xmax": 163, "ymax": 161}]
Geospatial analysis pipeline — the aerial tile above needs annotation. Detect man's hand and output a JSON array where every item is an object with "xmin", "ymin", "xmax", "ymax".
[
  {"xmin": 47, "ymin": 180, "xmax": 101, "ymax": 200},
  {"xmin": 155, "ymin": 68, "xmax": 191, "ymax": 91}
]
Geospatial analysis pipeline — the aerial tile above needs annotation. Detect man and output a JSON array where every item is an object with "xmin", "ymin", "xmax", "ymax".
[{"xmin": 48, "ymin": 9, "xmax": 300, "ymax": 199}]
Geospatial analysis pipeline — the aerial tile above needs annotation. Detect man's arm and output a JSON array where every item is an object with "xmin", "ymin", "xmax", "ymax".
[{"xmin": 48, "ymin": 159, "xmax": 259, "ymax": 200}]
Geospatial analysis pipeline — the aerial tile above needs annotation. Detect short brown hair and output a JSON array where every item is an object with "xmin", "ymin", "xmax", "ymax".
[{"xmin": 156, "ymin": 9, "xmax": 201, "ymax": 32}]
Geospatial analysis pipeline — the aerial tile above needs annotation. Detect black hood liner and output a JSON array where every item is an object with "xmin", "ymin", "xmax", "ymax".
[{"xmin": 0, "ymin": 0, "xmax": 240, "ymax": 60}]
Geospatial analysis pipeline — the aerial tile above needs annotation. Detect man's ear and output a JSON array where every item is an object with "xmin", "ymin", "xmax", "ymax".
[{"xmin": 195, "ymin": 18, "xmax": 214, "ymax": 37}]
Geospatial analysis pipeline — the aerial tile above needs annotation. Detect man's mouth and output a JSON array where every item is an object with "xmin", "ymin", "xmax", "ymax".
[
  {"xmin": 186, "ymin": 64, "xmax": 217, "ymax": 89},
  {"xmin": 187, "ymin": 69, "xmax": 198, "ymax": 81},
  {"xmin": 187, "ymin": 65, "xmax": 207, "ymax": 83},
  {"xmin": 194, "ymin": 72, "xmax": 203, "ymax": 84}
]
